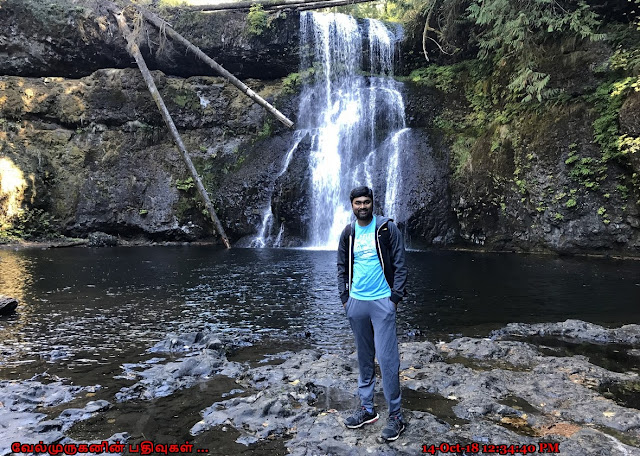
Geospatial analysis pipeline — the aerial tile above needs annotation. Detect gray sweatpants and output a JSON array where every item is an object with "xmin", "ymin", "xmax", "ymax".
[{"xmin": 345, "ymin": 296, "xmax": 402, "ymax": 418}]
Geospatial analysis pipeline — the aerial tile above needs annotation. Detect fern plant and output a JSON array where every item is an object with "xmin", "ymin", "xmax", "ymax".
[{"xmin": 467, "ymin": 0, "xmax": 605, "ymax": 102}]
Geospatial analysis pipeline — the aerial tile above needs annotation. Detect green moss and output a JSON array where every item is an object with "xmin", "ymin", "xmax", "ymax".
[
  {"xmin": 409, "ymin": 64, "xmax": 466, "ymax": 93},
  {"xmin": 587, "ymin": 81, "xmax": 627, "ymax": 162},
  {"xmin": 16, "ymin": 0, "xmax": 85, "ymax": 29},
  {"xmin": 282, "ymin": 73, "xmax": 302, "ymax": 95},
  {"xmin": 450, "ymin": 136, "xmax": 473, "ymax": 177},
  {"xmin": 515, "ymin": 179, "xmax": 527, "ymax": 195},
  {"xmin": 585, "ymin": 39, "xmax": 640, "ymax": 165},
  {"xmin": 256, "ymin": 119, "xmax": 273, "ymax": 141},
  {"xmin": 2, "ymin": 208, "xmax": 60, "ymax": 240},
  {"xmin": 175, "ymin": 177, "xmax": 195, "ymax": 192},
  {"xmin": 164, "ymin": 82, "xmax": 201, "ymax": 111},
  {"xmin": 247, "ymin": 4, "xmax": 269, "ymax": 36},
  {"xmin": 158, "ymin": 0, "xmax": 188, "ymax": 6},
  {"xmin": 174, "ymin": 195, "xmax": 197, "ymax": 223},
  {"xmin": 616, "ymin": 184, "xmax": 629, "ymax": 199}
]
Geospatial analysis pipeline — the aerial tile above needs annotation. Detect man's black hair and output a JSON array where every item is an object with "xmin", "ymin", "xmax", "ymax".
[{"xmin": 350, "ymin": 186, "xmax": 373, "ymax": 202}]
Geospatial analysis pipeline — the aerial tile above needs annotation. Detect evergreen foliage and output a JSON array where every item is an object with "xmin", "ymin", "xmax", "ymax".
[
  {"xmin": 247, "ymin": 4, "xmax": 269, "ymax": 36},
  {"xmin": 466, "ymin": 0, "xmax": 605, "ymax": 102},
  {"xmin": 401, "ymin": 0, "xmax": 639, "ymax": 186},
  {"xmin": 1, "ymin": 208, "xmax": 60, "ymax": 241}
]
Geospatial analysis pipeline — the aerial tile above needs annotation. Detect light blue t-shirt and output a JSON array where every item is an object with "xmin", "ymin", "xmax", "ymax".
[{"xmin": 350, "ymin": 216, "xmax": 391, "ymax": 301}]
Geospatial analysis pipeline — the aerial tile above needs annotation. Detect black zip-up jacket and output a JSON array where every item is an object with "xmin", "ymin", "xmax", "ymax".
[{"xmin": 337, "ymin": 216, "xmax": 408, "ymax": 305}]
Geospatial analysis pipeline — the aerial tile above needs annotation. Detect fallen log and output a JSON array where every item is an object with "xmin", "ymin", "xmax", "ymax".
[
  {"xmin": 112, "ymin": 9, "xmax": 232, "ymax": 248},
  {"xmin": 182, "ymin": 0, "xmax": 378, "ymax": 12},
  {"xmin": 126, "ymin": 1, "xmax": 294, "ymax": 128},
  {"xmin": 291, "ymin": 0, "xmax": 376, "ymax": 11},
  {"xmin": 0, "ymin": 296, "xmax": 18, "ymax": 315}
]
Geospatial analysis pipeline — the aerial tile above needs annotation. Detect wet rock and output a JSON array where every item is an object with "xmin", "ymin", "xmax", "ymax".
[
  {"xmin": 41, "ymin": 348, "xmax": 72, "ymax": 362},
  {"xmin": 188, "ymin": 325, "xmax": 640, "ymax": 455},
  {"xmin": 557, "ymin": 428, "xmax": 640, "ymax": 456},
  {"xmin": 34, "ymin": 420, "xmax": 64, "ymax": 433},
  {"xmin": 271, "ymin": 133, "xmax": 314, "ymax": 245},
  {"xmin": 0, "ymin": 375, "xmax": 104, "ymax": 455},
  {"xmin": 398, "ymin": 340, "xmax": 443, "ymax": 368},
  {"xmin": 57, "ymin": 400, "xmax": 111, "ymax": 431},
  {"xmin": 0, "ymin": 67, "xmax": 300, "ymax": 244},
  {"xmin": 0, "ymin": 377, "xmax": 84, "ymax": 412},
  {"xmin": 116, "ymin": 348, "xmax": 243, "ymax": 402},
  {"xmin": 492, "ymin": 320, "xmax": 640, "ymax": 345},
  {"xmin": 399, "ymin": 128, "xmax": 459, "ymax": 247},
  {"xmin": 437, "ymin": 337, "xmax": 541, "ymax": 366},
  {"xmin": 0, "ymin": 1, "xmax": 300, "ymax": 80},
  {"xmin": 87, "ymin": 231, "xmax": 119, "ymax": 247},
  {"xmin": 148, "ymin": 332, "xmax": 224, "ymax": 353},
  {"xmin": 0, "ymin": 295, "xmax": 18, "ymax": 314}
]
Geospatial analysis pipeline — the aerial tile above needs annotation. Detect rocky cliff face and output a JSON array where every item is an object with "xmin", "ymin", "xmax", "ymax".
[
  {"xmin": 0, "ymin": 67, "xmax": 298, "ymax": 241},
  {"xmin": 1, "ymin": 0, "xmax": 638, "ymax": 255},
  {"xmin": 449, "ymin": 104, "xmax": 640, "ymax": 254},
  {"xmin": 0, "ymin": 0, "xmax": 302, "ymax": 243},
  {"xmin": 0, "ymin": 0, "xmax": 299, "ymax": 80},
  {"xmin": 403, "ymin": 34, "xmax": 640, "ymax": 256},
  {"xmin": 0, "ymin": 0, "xmax": 455, "ymax": 247}
]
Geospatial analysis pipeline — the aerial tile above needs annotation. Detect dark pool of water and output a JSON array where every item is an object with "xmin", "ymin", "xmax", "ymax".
[
  {"xmin": 0, "ymin": 246, "xmax": 639, "ymax": 453},
  {"xmin": 1, "ymin": 246, "xmax": 639, "ymax": 382}
]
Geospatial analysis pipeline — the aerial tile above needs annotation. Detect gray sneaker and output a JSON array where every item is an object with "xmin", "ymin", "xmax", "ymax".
[
  {"xmin": 344, "ymin": 407, "xmax": 379, "ymax": 428},
  {"xmin": 381, "ymin": 415, "xmax": 406, "ymax": 441}
]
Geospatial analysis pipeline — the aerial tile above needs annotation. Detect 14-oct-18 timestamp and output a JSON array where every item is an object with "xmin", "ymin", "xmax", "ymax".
[{"xmin": 422, "ymin": 442, "xmax": 561, "ymax": 454}]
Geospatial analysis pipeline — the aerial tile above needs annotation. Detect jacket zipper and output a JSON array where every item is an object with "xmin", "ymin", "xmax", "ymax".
[
  {"xmin": 347, "ymin": 230, "xmax": 353, "ymax": 291},
  {"xmin": 375, "ymin": 221, "xmax": 387, "ymax": 273}
]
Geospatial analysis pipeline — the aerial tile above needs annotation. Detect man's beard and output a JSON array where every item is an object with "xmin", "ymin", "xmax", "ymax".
[{"xmin": 355, "ymin": 209, "xmax": 372, "ymax": 220}]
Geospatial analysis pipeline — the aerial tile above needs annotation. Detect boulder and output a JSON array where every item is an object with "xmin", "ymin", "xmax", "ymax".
[{"xmin": 0, "ymin": 296, "xmax": 18, "ymax": 314}]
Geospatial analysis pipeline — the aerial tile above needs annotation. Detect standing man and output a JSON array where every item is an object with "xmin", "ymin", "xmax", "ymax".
[{"xmin": 337, "ymin": 185, "xmax": 408, "ymax": 441}]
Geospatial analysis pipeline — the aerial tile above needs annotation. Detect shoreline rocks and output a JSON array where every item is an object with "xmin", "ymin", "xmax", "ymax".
[
  {"xmin": 186, "ymin": 321, "xmax": 640, "ymax": 454},
  {"xmin": 492, "ymin": 319, "xmax": 640, "ymax": 346},
  {"xmin": 1, "ymin": 321, "xmax": 639, "ymax": 455}
]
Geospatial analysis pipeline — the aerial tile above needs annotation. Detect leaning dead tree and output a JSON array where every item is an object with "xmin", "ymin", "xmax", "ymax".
[
  {"xmin": 127, "ymin": 2, "xmax": 293, "ymax": 128},
  {"xmin": 105, "ymin": 2, "xmax": 296, "ymax": 248},
  {"xmin": 420, "ymin": 0, "xmax": 457, "ymax": 62},
  {"xmin": 181, "ymin": 0, "xmax": 378, "ymax": 12},
  {"xmin": 111, "ymin": 8, "xmax": 232, "ymax": 248}
]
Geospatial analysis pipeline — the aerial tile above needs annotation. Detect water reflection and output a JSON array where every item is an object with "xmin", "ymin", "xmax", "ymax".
[
  {"xmin": 0, "ymin": 246, "xmax": 638, "ymax": 382},
  {"xmin": 0, "ymin": 251, "xmax": 35, "ymax": 360},
  {"xmin": 0, "ymin": 250, "xmax": 33, "ymax": 301}
]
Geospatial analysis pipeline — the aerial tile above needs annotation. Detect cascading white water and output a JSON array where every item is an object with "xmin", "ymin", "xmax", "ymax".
[
  {"xmin": 249, "ymin": 132, "xmax": 306, "ymax": 247},
  {"xmin": 251, "ymin": 12, "xmax": 409, "ymax": 249},
  {"xmin": 300, "ymin": 12, "xmax": 408, "ymax": 248},
  {"xmin": 384, "ymin": 128, "xmax": 410, "ymax": 220}
]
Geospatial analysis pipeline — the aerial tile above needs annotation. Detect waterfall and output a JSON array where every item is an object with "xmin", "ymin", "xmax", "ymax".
[
  {"xmin": 251, "ymin": 12, "xmax": 408, "ymax": 249},
  {"xmin": 249, "ymin": 132, "xmax": 306, "ymax": 248},
  {"xmin": 300, "ymin": 12, "xmax": 407, "ymax": 248}
]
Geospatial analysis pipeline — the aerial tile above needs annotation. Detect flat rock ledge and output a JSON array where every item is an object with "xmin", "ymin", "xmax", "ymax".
[
  {"xmin": 0, "ymin": 373, "xmax": 126, "ymax": 455},
  {"xmin": 2, "ymin": 322, "xmax": 639, "ymax": 456},
  {"xmin": 492, "ymin": 319, "xmax": 640, "ymax": 345},
  {"xmin": 187, "ymin": 322, "xmax": 640, "ymax": 456}
]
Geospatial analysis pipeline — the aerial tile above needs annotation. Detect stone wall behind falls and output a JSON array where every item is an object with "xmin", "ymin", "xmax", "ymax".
[{"xmin": 0, "ymin": 0, "xmax": 639, "ymax": 255}]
